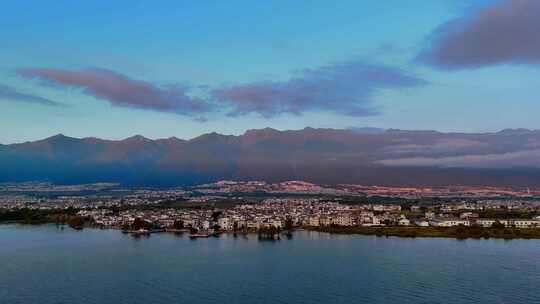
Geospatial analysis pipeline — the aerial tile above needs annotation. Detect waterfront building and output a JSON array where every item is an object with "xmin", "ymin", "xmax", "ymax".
[{"xmin": 430, "ymin": 219, "xmax": 470, "ymax": 227}]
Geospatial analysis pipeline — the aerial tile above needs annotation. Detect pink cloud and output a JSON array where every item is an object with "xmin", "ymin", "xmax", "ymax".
[{"xmin": 17, "ymin": 68, "xmax": 211, "ymax": 116}]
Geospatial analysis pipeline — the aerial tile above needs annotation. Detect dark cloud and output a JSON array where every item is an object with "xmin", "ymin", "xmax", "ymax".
[
  {"xmin": 0, "ymin": 83, "xmax": 60, "ymax": 106},
  {"xmin": 418, "ymin": 0, "xmax": 540, "ymax": 69},
  {"xmin": 17, "ymin": 68, "xmax": 211, "ymax": 116},
  {"xmin": 212, "ymin": 62, "xmax": 424, "ymax": 117}
]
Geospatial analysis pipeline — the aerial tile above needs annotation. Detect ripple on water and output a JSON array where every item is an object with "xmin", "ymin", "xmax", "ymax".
[{"xmin": 1, "ymin": 226, "xmax": 540, "ymax": 304}]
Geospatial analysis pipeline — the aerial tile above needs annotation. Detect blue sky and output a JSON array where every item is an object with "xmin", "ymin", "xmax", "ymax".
[{"xmin": 1, "ymin": 0, "xmax": 539, "ymax": 143}]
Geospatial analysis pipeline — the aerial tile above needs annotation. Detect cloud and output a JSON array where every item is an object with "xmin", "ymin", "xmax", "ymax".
[
  {"xmin": 385, "ymin": 138, "xmax": 488, "ymax": 155},
  {"xmin": 378, "ymin": 149, "xmax": 540, "ymax": 168},
  {"xmin": 17, "ymin": 68, "xmax": 211, "ymax": 116},
  {"xmin": 0, "ymin": 84, "xmax": 60, "ymax": 106},
  {"xmin": 418, "ymin": 0, "xmax": 540, "ymax": 69},
  {"xmin": 212, "ymin": 61, "xmax": 424, "ymax": 117}
]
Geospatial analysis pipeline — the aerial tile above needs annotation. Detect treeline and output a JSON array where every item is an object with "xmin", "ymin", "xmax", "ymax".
[
  {"xmin": 257, "ymin": 226, "xmax": 282, "ymax": 240},
  {"xmin": 0, "ymin": 209, "xmax": 76, "ymax": 224},
  {"xmin": 333, "ymin": 196, "xmax": 456, "ymax": 207},
  {"xmin": 257, "ymin": 219, "xmax": 294, "ymax": 240},
  {"xmin": 476, "ymin": 209, "xmax": 539, "ymax": 220},
  {"xmin": 315, "ymin": 225, "xmax": 540, "ymax": 239},
  {"xmin": 121, "ymin": 218, "xmax": 155, "ymax": 231},
  {"xmin": 0, "ymin": 208, "xmax": 89, "ymax": 231}
]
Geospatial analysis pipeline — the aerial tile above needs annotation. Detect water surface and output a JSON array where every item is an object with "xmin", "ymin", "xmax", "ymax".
[{"xmin": 1, "ymin": 225, "xmax": 539, "ymax": 304}]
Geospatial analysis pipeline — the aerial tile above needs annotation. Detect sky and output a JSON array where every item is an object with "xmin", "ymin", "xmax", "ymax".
[{"xmin": 1, "ymin": 0, "xmax": 539, "ymax": 143}]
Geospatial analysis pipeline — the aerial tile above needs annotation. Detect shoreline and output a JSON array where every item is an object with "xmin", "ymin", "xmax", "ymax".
[
  {"xmin": 4, "ymin": 221, "xmax": 540, "ymax": 240},
  {"xmin": 312, "ymin": 226, "xmax": 540, "ymax": 240}
]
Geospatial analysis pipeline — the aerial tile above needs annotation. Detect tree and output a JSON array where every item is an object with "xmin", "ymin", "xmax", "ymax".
[
  {"xmin": 455, "ymin": 224, "xmax": 467, "ymax": 237},
  {"xmin": 211, "ymin": 211, "xmax": 222, "ymax": 221},
  {"xmin": 258, "ymin": 226, "xmax": 281, "ymax": 240},
  {"xmin": 491, "ymin": 221, "xmax": 505, "ymax": 230},
  {"xmin": 283, "ymin": 218, "xmax": 294, "ymax": 239},
  {"xmin": 131, "ymin": 218, "xmax": 152, "ymax": 230},
  {"xmin": 68, "ymin": 216, "xmax": 85, "ymax": 230},
  {"xmin": 284, "ymin": 218, "xmax": 294, "ymax": 231},
  {"xmin": 173, "ymin": 220, "xmax": 184, "ymax": 229},
  {"xmin": 121, "ymin": 222, "xmax": 130, "ymax": 231}
]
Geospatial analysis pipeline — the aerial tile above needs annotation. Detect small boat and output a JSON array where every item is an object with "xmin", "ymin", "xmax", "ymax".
[
  {"xmin": 189, "ymin": 232, "xmax": 210, "ymax": 239},
  {"xmin": 131, "ymin": 229, "xmax": 150, "ymax": 236}
]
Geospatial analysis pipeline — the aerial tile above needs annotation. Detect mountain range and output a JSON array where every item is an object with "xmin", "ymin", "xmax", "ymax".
[{"xmin": 1, "ymin": 127, "xmax": 540, "ymax": 187}]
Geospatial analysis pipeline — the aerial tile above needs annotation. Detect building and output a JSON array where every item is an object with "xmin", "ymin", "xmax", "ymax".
[
  {"xmin": 510, "ymin": 219, "xmax": 540, "ymax": 228},
  {"xmin": 335, "ymin": 214, "xmax": 354, "ymax": 226},
  {"xmin": 398, "ymin": 218, "xmax": 411, "ymax": 226},
  {"xmin": 415, "ymin": 220, "xmax": 430, "ymax": 227},
  {"xmin": 460, "ymin": 212, "xmax": 479, "ymax": 219},
  {"xmin": 218, "ymin": 217, "xmax": 233, "ymax": 230},
  {"xmin": 430, "ymin": 219, "xmax": 470, "ymax": 227},
  {"xmin": 320, "ymin": 216, "xmax": 332, "ymax": 227},
  {"xmin": 308, "ymin": 216, "xmax": 320, "ymax": 227}
]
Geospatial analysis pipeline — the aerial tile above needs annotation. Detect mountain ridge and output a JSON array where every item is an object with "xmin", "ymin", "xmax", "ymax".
[
  {"xmin": 1, "ymin": 127, "xmax": 540, "ymax": 187},
  {"xmin": 5, "ymin": 127, "xmax": 540, "ymax": 146}
]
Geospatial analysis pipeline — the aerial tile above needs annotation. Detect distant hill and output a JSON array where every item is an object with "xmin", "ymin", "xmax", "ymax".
[{"xmin": 1, "ymin": 128, "xmax": 540, "ymax": 187}]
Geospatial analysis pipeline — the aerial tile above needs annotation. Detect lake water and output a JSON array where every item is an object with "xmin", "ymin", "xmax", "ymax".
[{"xmin": 1, "ymin": 224, "xmax": 540, "ymax": 304}]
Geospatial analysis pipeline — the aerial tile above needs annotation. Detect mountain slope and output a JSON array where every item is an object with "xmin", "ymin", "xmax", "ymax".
[{"xmin": 1, "ymin": 128, "xmax": 540, "ymax": 187}]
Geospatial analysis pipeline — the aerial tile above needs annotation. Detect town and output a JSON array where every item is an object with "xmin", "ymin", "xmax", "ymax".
[
  {"xmin": 78, "ymin": 198, "xmax": 540, "ymax": 231},
  {"xmin": 2, "ymin": 181, "xmax": 540, "ymax": 239}
]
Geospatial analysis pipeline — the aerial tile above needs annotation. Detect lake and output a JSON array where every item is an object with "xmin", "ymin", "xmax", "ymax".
[{"xmin": 1, "ymin": 224, "xmax": 539, "ymax": 304}]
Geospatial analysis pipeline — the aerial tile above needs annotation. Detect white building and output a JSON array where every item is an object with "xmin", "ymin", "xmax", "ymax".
[
  {"xmin": 218, "ymin": 217, "xmax": 233, "ymax": 230},
  {"xmin": 398, "ymin": 218, "xmax": 411, "ymax": 226},
  {"xmin": 415, "ymin": 220, "xmax": 430, "ymax": 227},
  {"xmin": 430, "ymin": 219, "xmax": 470, "ymax": 227}
]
